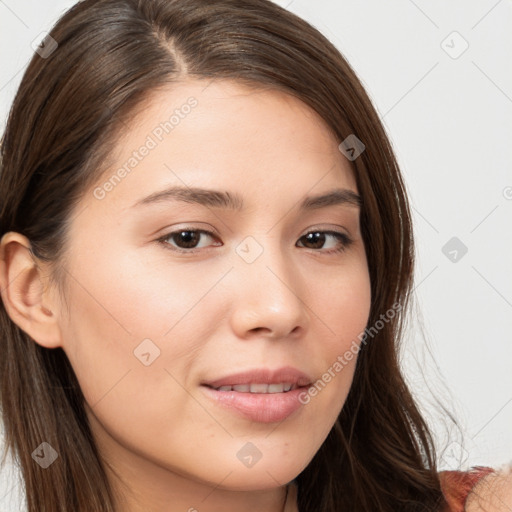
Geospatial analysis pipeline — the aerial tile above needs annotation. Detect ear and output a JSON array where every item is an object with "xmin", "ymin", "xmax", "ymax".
[{"xmin": 0, "ymin": 231, "xmax": 62, "ymax": 348}]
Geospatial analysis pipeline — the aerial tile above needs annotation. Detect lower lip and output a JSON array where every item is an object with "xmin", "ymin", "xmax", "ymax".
[{"xmin": 200, "ymin": 385, "xmax": 309, "ymax": 423}]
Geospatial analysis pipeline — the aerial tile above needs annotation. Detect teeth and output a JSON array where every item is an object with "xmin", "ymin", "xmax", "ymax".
[
  {"xmin": 214, "ymin": 382, "xmax": 296, "ymax": 393},
  {"xmin": 250, "ymin": 383, "xmax": 269, "ymax": 393},
  {"xmin": 233, "ymin": 384, "xmax": 250, "ymax": 392}
]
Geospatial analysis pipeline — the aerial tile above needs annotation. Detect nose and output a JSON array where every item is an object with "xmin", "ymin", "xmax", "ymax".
[{"xmin": 229, "ymin": 240, "xmax": 310, "ymax": 340}]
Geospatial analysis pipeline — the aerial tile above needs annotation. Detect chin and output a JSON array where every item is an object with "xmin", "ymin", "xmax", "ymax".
[
  {"xmin": 202, "ymin": 451, "xmax": 310, "ymax": 491},
  {"xmin": 212, "ymin": 467, "xmax": 302, "ymax": 492}
]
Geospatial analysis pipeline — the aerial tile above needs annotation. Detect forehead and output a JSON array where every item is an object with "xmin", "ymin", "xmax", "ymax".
[{"xmin": 85, "ymin": 79, "xmax": 357, "ymax": 213}]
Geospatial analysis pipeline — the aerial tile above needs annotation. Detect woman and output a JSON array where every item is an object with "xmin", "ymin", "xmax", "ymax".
[{"xmin": 0, "ymin": 0, "xmax": 510, "ymax": 511}]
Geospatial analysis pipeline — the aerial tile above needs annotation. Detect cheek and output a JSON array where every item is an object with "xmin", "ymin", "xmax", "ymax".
[
  {"xmin": 60, "ymin": 261, "xmax": 207, "ymax": 471},
  {"xmin": 302, "ymin": 253, "xmax": 371, "ymax": 411},
  {"xmin": 59, "ymin": 243, "xmax": 227, "ymax": 430},
  {"xmin": 57, "ymin": 249, "xmax": 178, "ymax": 408},
  {"xmin": 312, "ymin": 251, "xmax": 372, "ymax": 353},
  {"xmin": 62, "ymin": 241, "xmax": 216, "ymax": 348}
]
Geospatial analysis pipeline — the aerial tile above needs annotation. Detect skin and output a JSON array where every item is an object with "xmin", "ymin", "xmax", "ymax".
[
  {"xmin": 466, "ymin": 471, "xmax": 512, "ymax": 512},
  {"xmin": 0, "ymin": 79, "xmax": 372, "ymax": 511}
]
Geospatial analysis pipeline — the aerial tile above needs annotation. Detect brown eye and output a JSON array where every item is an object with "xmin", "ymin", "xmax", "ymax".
[
  {"xmin": 158, "ymin": 229, "xmax": 220, "ymax": 253},
  {"xmin": 297, "ymin": 231, "xmax": 353, "ymax": 254}
]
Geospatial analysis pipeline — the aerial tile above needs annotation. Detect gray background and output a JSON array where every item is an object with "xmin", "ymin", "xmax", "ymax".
[{"xmin": 1, "ymin": 0, "xmax": 511, "ymax": 509}]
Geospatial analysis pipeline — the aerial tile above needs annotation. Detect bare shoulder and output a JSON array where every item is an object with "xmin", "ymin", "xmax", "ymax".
[{"xmin": 466, "ymin": 466, "xmax": 512, "ymax": 512}]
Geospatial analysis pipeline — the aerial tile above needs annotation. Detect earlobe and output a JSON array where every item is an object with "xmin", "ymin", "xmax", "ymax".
[{"xmin": 0, "ymin": 231, "xmax": 62, "ymax": 349}]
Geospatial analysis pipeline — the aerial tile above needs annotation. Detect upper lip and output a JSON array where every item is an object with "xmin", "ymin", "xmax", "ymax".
[{"xmin": 202, "ymin": 366, "xmax": 313, "ymax": 389}]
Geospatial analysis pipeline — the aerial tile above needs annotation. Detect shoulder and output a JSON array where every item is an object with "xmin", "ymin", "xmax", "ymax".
[
  {"xmin": 465, "ymin": 466, "xmax": 512, "ymax": 512},
  {"xmin": 439, "ymin": 465, "xmax": 512, "ymax": 512}
]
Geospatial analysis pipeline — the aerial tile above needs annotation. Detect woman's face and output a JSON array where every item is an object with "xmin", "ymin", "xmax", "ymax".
[{"xmin": 54, "ymin": 79, "xmax": 371, "ymax": 500}]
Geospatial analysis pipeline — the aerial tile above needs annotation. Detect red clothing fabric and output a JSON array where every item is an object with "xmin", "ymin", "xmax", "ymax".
[{"xmin": 439, "ymin": 466, "xmax": 495, "ymax": 511}]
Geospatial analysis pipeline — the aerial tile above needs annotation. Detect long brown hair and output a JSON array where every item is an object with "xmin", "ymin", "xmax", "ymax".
[{"xmin": 0, "ymin": 0, "xmax": 445, "ymax": 510}]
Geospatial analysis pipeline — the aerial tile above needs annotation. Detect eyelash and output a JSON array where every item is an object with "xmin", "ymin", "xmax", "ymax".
[{"xmin": 156, "ymin": 228, "xmax": 354, "ymax": 255}]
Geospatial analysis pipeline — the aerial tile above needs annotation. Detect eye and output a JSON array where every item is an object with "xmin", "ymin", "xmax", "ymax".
[
  {"xmin": 156, "ymin": 228, "xmax": 353, "ymax": 255},
  {"xmin": 296, "ymin": 230, "xmax": 353, "ymax": 254},
  {"xmin": 157, "ymin": 228, "xmax": 221, "ymax": 253}
]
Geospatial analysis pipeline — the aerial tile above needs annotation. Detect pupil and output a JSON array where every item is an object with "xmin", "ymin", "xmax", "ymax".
[
  {"xmin": 305, "ymin": 232, "xmax": 324, "ymax": 248},
  {"xmin": 177, "ymin": 230, "xmax": 199, "ymax": 248}
]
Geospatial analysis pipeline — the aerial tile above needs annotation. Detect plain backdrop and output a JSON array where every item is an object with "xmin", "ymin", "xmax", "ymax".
[{"xmin": 1, "ymin": 0, "xmax": 511, "ymax": 510}]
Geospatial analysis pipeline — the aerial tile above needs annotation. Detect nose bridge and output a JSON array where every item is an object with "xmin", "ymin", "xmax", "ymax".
[
  {"xmin": 237, "ymin": 234, "xmax": 294, "ymax": 294},
  {"xmin": 230, "ymin": 234, "xmax": 309, "ymax": 337}
]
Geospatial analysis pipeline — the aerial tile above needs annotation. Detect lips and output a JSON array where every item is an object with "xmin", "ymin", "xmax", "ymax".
[{"xmin": 200, "ymin": 366, "xmax": 314, "ymax": 422}]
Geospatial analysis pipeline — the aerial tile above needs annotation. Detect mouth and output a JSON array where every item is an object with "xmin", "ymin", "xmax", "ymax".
[
  {"xmin": 200, "ymin": 366, "xmax": 313, "ymax": 423},
  {"xmin": 203, "ymin": 382, "xmax": 303, "ymax": 393}
]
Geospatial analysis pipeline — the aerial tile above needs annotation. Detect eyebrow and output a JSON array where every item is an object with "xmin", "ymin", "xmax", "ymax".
[{"xmin": 132, "ymin": 186, "xmax": 362, "ymax": 211}]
